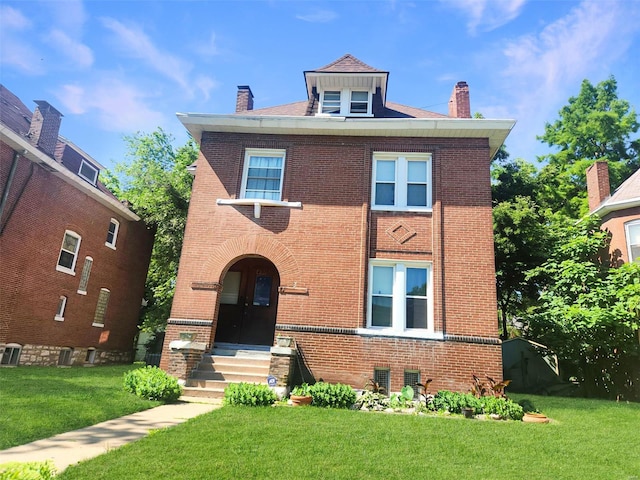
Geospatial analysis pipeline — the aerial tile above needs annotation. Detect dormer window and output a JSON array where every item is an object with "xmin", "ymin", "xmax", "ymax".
[
  {"xmin": 318, "ymin": 88, "xmax": 372, "ymax": 117},
  {"xmin": 79, "ymin": 160, "xmax": 98, "ymax": 185}
]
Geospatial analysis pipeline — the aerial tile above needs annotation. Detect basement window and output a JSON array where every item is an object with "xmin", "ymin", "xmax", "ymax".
[
  {"xmin": 58, "ymin": 348, "xmax": 73, "ymax": 366},
  {"xmin": 373, "ymin": 368, "xmax": 390, "ymax": 394},
  {"xmin": 1, "ymin": 344, "xmax": 22, "ymax": 366}
]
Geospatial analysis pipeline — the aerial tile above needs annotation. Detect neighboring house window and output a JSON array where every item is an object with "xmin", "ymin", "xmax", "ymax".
[
  {"xmin": 368, "ymin": 260, "xmax": 432, "ymax": 333},
  {"xmin": 241, "ymin": 149, "xmax": 286, "ymax": 201},
  {"xmin": 56, "ymin": 231, "xmax": 81, "ymax": 275},
  {"xmin": 78, "ymin": 160, "xmax": 98, "ymax": 185},
  {"xmin": 105, "ymin": 219, "xmax": 119, "ymax": 249},
  {"xmin": 372, "ymin": 153, "xmax": 432, "ymax": 211},
  {"xmin": 373, "ymin": 368, "xmax": 390, "ymax": 394},
  {"xmin": 93, "ymin": 288, "xmax": 110, "ymax": 327},
  {"xmin": 77, "ymin": 257, "xmax": 93, "ymax": 294},
  {"xmin": 626, "ymin": 220, "xmax": 640, "ymax": 262},
  {"xmin": 55, "ymin": 295, "xmax": 67, "ymax": 321},
  {"xmin": 318, "ymin": 89, "xmax": 372, "ymax": 116},
  {"xmin": 1, "ymin": 344, "xmax": 22, "ymax": 365},
  {"xmin": 58, "ymin": 348, "xmax": 73, "ymax": 366}
]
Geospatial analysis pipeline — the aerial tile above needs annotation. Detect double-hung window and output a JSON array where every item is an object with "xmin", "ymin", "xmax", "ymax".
[
  {"xmin": 372, "ymin": 153, "xmax": 431, "ymax": 211},
  {"xmin": 318, "ymin": 89, "xmax": 372, "ymax": 116},
  {"xmin": 241, "ymin": 149, "xmax": 286, "ymax": 201},
  {"xmin": 105, "ymin": 218, "xmax": 119, "ymax": 249},
  {"xmin": 368, "ymin": 260, "xmax": 432, "ymax": 334},
  {"xmin": 625, "ymin": 220, "xmax": 640, "ymax": 262},
  {"xmin": 55, "ymin": 295, "xmax": 67, "ymax": 321},
  {"xmin": 56, "ymin": 231, "xmax": 81, "ymax": 275}
]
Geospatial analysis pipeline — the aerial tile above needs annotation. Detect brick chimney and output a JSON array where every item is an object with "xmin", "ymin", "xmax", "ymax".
[
  {"xmin": 448, "ymin": 81, "xmax": 471, "ymax": 118},
  {"xmin": 586, "ymin": 161, "xmax": 611, "ymax": 211},
  {"xmin": 28, "ymin": 101, "xmax": 63, "ymax": 157},
  {"xmin": 236, "ymin": 85, "xmax": 254, "ymax": 113}
]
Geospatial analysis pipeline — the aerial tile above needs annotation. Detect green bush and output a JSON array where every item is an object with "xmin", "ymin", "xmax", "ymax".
[
  {"xmin": 480, "ymin": 397, "xmax": 524, "ymax": 420},
  {"xmin": 432, "ymin": 390, "xmax": 480, "ymax": 414},
  {"xmin": 224, "ymin": 383, "xmax": 277, "ymax": 406},
  {"xmin": 123, "ymin": 366, "xmax": 182, "ymax": 402},
  {"xmin": 309, "ymin": 382, "xmax": 356, "ymax": 409},
  {"xmin": 353, "ymin": 391, "xmax": 389, "ymax": 410},
  {"xmin": 0, "ymin": 461, "xmax": 56, "ymax": 479},
  {"xmin": 290, "ymin": 383, "xmax": 313, "ymax": 396}
]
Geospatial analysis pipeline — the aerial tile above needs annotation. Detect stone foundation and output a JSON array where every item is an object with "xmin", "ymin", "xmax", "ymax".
[{"xmin": 0, "ymin": 343, "xmax": 132, "ymax": 366}]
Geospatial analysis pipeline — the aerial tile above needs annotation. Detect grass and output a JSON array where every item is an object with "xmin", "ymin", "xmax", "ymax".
[
  {"xmin": 0, "ymin": 364, "xmax": 160, "ymax": 449},
  {"xmin": 59, "ymin": 394, "xmax": 640, "ymax": 480}
]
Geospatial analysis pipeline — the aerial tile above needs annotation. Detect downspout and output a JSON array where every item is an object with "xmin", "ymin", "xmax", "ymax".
[{"xmin": 0, "ymin": 150, "xmax": 21, "ymax": 232}]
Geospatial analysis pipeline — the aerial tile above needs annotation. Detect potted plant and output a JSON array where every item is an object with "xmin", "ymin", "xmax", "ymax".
[{"xmin": 290, "ymin": 383, "xmax": 313, "ymax": 406}]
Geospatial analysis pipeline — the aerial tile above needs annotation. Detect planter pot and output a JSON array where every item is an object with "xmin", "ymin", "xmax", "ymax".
[
  {"xmin": 290, "ymin": 395, "xmax": 312, "ymax": 406},
  {"xmin": 523, "ymin": 412, "xmax": 549, "ymax": 423},
  {"xmin": 461, "ymin": 407, "xmax": 475, "ymax": 419}
]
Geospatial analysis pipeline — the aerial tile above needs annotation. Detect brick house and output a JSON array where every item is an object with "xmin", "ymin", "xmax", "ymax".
[
  {"xmin": 161, "ymin": 54, "xmax": 514, "ymax": 394},
  {"xmin": 0, "ymin": 85, "xmax": 153, "ymax": 366},
  {"xmin": 587, "ymin": 161, "xmax": 640, "ymax": 264}
]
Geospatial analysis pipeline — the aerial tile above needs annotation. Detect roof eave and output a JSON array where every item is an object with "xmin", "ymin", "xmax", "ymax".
[
  {"xmin": 593, "ymin": 198, "xmax": 640, "ymax": 217},
  {"xmin": 177, "ymin": 113, "xmax": 516, "ymax": 159},
  {"xmin": 0, "ymin": 125, "xmax": 140, "ymax": 221}
]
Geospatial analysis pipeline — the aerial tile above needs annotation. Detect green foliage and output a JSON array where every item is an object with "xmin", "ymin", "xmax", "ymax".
[
  {"xmin": 526, "ymin": 215, "xmax": 640, "ymax": 399},
  {"xmin": 223, "ymin": 383, "xmax": 277, "ymax": 406},
  {"xmin": 479, "ymin": 397, "xmax": 524, "ymax": 421},
  {"xmin": 123, "ymin": 366, "xmax": 182, "ymax": 402},
  {"xmin": 102, "ymin": 128, "xmax": 197, "ymax": 332},
  {"xmin": 308, "ymin": 382, "xmax": 357, "ymax": 409},
  {"xmin": 537, "ymin": 76, "xmax": 639, "ymax": 217},
  {"xmin": 431, "ymin": 390, "xmax": 481, "ymax": 414},
  {"xmin": 353, "ymin": 391, "xmax": 390, "ymax": 410},
  {"xmin": 517, "ymin": 399, "xmax": 538, "ymax": 413},
  {"xmin": 290, "ymin": 383, "xmax": 312, "ymax": 396},
  {"xmin": 0, "ymin": 461, "xmax": 56, "ymax": 479}
]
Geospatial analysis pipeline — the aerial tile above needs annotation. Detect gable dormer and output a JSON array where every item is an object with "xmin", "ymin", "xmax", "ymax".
[{"xmin": 304, "ymin": 54, "xmax": 389, "ymax": 117}]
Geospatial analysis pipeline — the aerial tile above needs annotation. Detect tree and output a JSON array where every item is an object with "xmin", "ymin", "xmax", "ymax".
[
  {"xmin": 102, "ymin": 128, "xmax": 197, "ymax": 332},
  {"xmin": 537, "ymin": 76, "xmax": 639, "ymax": 217},
  {"xmin": 525, "ymin": 215, "xmax": 640, "ymax": 400}
]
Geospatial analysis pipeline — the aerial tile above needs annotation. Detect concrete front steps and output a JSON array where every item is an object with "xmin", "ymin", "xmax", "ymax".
[{"xmin": 182, "ymin": 343, "xmax": 272, "ymax": 399}]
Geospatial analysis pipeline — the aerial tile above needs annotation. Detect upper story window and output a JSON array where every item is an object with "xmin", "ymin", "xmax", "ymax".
[
  {"xmin": 318, "ymin": 89, "xmax": 372, "ymax": 116},
  {"xmin": 55, "ymin": 295, "xmax": 67, "ymax": 321},
  {"xmin": 372, "ymin": 153, "xmax": 432, "ymax": 211},
  {"xmin": 93, "ymin": 288, "xmax": 110, "ymax": 327},
  {"xmin": 78, "ymin": 160, "xmax": 99, "ymax": 185},
  {"xmin": 241, "ymin": 149, "xmax": 286, "ymax": 201},
  {"xmin": 625, "ymin": 220, "xmax": 640, "ymax": 262},
  {"xmin": 56, "ymin": 230, "xmax": 81, "ymax": 275},
  {"xmin": 77, "ymin": 256, "xmax": 93, "ymax": 294},
  {"xmin": 105, "ymin": 219, "xmax": 119, "ymax": 249}
]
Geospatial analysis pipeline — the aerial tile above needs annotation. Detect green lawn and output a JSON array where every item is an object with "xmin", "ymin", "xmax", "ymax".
[
  {"xmin": 59, "ymin": 395, "xmax": 640, "ymax": 480},
  {"xmin": 0, "ymin": 365, "xmax": 160, "ymax": 449}
]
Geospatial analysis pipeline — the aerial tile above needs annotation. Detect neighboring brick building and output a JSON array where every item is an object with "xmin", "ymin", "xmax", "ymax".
[
  {"xmin": 0, "ymin": 85, "xmax": 153, "ymax": 366},
  {"xmin": 161, "ymin": 54, "xmax": 514, "ymax": 393},
  {"xmin": 587, "ymin": 161, "xmax": 640, "ymax": 264}
]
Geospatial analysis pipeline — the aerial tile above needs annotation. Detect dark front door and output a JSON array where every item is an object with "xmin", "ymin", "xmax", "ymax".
[{"xmin": 215, "ymin": 257, "xmax": 280, "ymax": 346}]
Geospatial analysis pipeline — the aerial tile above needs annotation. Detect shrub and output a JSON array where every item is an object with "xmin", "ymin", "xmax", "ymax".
[
  {"xmin": 309, "ymin": 382, "xmax": 357, "ymax": 408},
  {"xmin": 353, "ymin": 391, "xmax": 389, "ymax": 411},
  {"xmin": 224, "ymin": 383, "xmax": 277, "ymax": 406},
  {"xmin": 517, "ymin": 398, "xmax": 538, "ymax": 413},
  {"xmin": 432, "ymin": 390, "xmax": 480, "ymax": 414},
  {"xmin": 480, "ymin": 397, "xmax": 524, "ymax": 420},
  {"xmin": 123, "ymin": 366, "xmax": 182, "ymax": 402},
  {"xmin": 290, "ymin": 383, "xmax": 313, "ymax": 396},
  {"xmin": 0, "ymin": 461, "xmax": 56, "ymax": 479}
]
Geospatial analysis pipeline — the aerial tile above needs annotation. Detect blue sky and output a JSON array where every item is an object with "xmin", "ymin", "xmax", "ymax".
[{"xmin": 2, "ymin": 0, "xmax": 639, "ymax": 170}]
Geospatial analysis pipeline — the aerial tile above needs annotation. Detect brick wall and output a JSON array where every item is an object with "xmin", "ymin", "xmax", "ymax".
[
  {"xmin": 164, "ymin": 131, "xmax": 501, "ymax": 391},
  {"xmin": 0, "ymin": 143, "xmax": 153, "ymax": 364}
]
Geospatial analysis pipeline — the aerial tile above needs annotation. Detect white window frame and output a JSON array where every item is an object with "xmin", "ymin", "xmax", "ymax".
[
  {"xmin": 56, "ymin": 230, "xmax": 81, "ymax": 275},
  {"xmin": 105, "ymin": 218, "xmax": 119, "ymax": 249},
  {"xmin": 78, "ymin": 160, "xmax": 99, "ymax": 185},
  {"xmin": 77, "ymin": 256, "xmax": 93, "ymax": 294},
  {"xmin": 55, "ymin": 295, "xmax": 67, "ymax": 321},
  {"xmin": 93, "ymin": 288, "xmax": 110, "ymax": 327},
  {"xmin": 371, "ymin": 153, "xmax": 432, "ymax": 212},
  {"xmin": 362, "ymin": 259, "xmax": 437, "ymax": 339},
  {"xmin": 85, "ymin": 348, "xmax": 96, "ymax": 364},
  {"xmin": 240, "ymin": 149, "xmax": 286, "ymax": 201},
  {"xmin": 625, "ymin": 220, "xmax": 640, "ymax": 263},
  {"xmin": 58, "ymin": 347, "xmax": 73, "ymax": 366},
  {"xmin": 317, "ymin": 88, "xmax": 373, "ymax": 117},
  {"xmin": 1, "ymin": 343, "xmax": 22, "ymax": 365}
]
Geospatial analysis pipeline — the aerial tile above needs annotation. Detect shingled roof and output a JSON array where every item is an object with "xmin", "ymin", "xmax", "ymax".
[
  {"xmin": 607, "ymin": 168, "xmax": 640, "ymax": 204},
  {"xmin": 308, "ymin": 53, "xmax": 386, "ymax": 74}
]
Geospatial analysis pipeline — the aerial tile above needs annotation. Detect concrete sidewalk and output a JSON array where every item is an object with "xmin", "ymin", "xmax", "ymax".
[{"xmin": 0, "ymin": 398, "xmax": 221, "ymax": 472}]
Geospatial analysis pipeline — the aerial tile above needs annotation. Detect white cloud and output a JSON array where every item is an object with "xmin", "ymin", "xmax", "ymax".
[
  {"xmin": 296, "ymin": 10, "xmax": 338, "ymax": 23},
  {"xmin": 0, "ymin": 6, "xmax": 43, "ymax": 75},
  {"xmin": 57, "ymin": 79, "xmax": 166, "ymax": 132},
  {"xmin": 194, "ymin": 31, "xmax": 220, "ymax": 59},
  {"xmin": 0, "ymin": 5, "xmax": 31, "ymax": 29},
  {"xmin": 194, "ymin": 75, "xmax": 220, "ymax": 102},
  {"xmin": 101, "ymin": 17, "xmax": 193, "ymax": 91},
  {"xmin": 46, "ymin": 29, "xmax": 94, "ymax": 68},
  {"xmin": 444, "ymin": 0, "xmax": 526, "ymax": 34}
]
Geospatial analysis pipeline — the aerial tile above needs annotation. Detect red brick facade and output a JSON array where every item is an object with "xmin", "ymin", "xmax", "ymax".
[
  {"xmin": 0, "ymin": 90, "xmax": 153, "ymax": 366},
  {"xmin": 161, "ymin": 55, "xmax": 512, "ymax": 392}
]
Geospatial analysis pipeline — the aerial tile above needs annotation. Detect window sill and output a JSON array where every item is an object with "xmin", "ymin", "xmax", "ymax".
[
  {"xmin": 371, "ymin": 206, "xmax": 433, "ymax": 213},
  {"xmin": 56, "ymin": 265, "xmax": 76, "ymax": 276},
  {"xmin": 92, "ymin": 322, "xmax": 104, "ymax": 328},
  {"xmin": 77, "ymin": 290, "xmax": 87, "ymax": 295},
  {"xmin": 356, "ymin": 328, "xmax": 443, "ymax": 340},
  {"xmin": 54, "ymin": 316, "xmax": 64, "ymax": 322},
  {"xmin": 104, "ymin": 242, "xmax": 117, "ymax": 250},
  {"xmin": 217, "ymin": 198, "xmax": 302, "ymax": 219}
]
